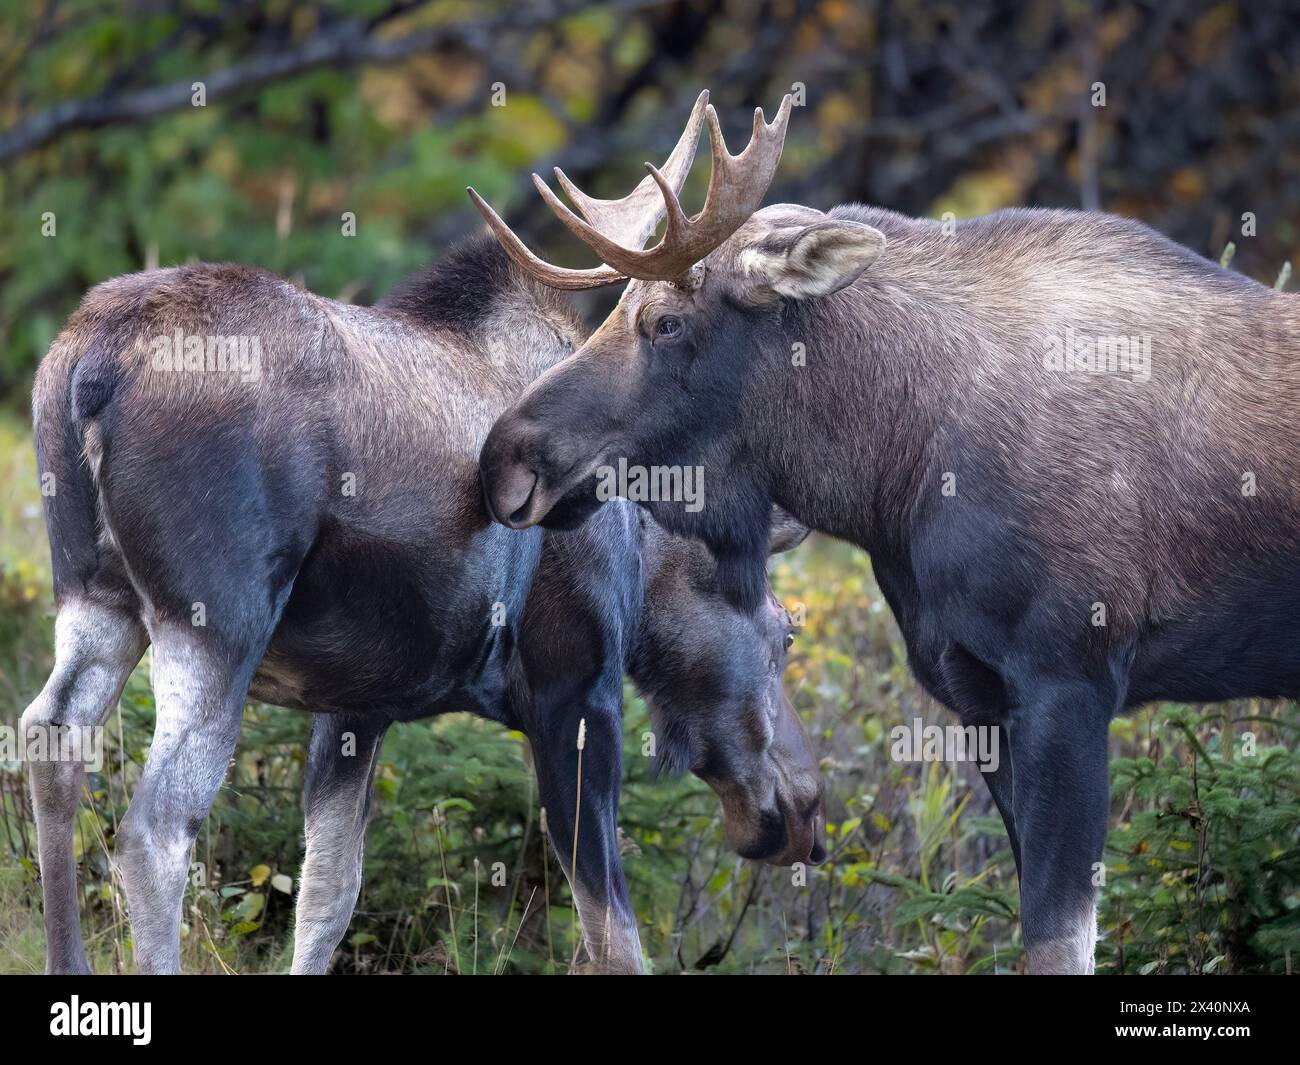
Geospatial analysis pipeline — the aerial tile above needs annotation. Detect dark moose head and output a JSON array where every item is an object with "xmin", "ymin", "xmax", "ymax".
[
  {"xmin": 472, "ymin": 90, "xmax": 884, "ymax": 610},
  {"xmin": 633, "ymin": 509, "xmax": 825, "ymax": 867}
]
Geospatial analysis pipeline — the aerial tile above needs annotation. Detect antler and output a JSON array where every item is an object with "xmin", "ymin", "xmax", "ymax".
[
  {"xmin": 468, "ymin": 91, "xmax": 793, "ymax": 289},
  {"xmin": 541, "ymin": 95, "xmax": 793, "ymax": 283},
  {"xmin": 466, "ymin": 89, "xmax": 711, "ymax": 290}
]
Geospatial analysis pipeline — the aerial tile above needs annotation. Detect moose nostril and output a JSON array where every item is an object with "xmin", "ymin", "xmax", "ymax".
[
  {"xmin": 737, "ymin": 807, "xmax": 787, "ymax": 861},
  {"xmin": 495, "ymin": 467, "xmax": 538, "ymax": 527}
]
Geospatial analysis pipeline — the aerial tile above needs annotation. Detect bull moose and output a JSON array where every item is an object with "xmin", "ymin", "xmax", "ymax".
[
  {"xmin": 473, "ymin": 90, "xmax": 1300, "ymax": 973},
  {"xmin": 23, "ymin": 190, "xmax": 824, "ymax": 972}
]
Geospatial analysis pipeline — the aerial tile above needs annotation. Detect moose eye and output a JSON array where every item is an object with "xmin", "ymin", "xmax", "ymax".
[
  {"xmin": 655, "ymin": 315, "xmax": 683, "ymax": 340},
  {"xmin": 783, "ymin": 632, "xmax": 796, "ymax": 652}
]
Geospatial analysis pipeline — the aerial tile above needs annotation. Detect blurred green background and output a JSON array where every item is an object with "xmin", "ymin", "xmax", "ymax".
[{"xmin": 1, "ymin": 0, "xmax": 1298, "ymax": 974}]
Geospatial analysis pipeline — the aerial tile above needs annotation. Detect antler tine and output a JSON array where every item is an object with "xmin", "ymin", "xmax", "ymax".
[
  {"xmin": 703, "ymin": 103, "xmax": 733, "ymax": 168},
  {"xmin": 645, "ymin": 163, "xmax": 692, "ymax": 241},
  {"xmin": 548, "ymin": 89, "xmax": 710, "ymax": 250},
  {"xmin": 752, "ymin": 95, "xmax": 794, "ymax": 156},
  {"xmin": 465, "ymin": 186, "xmax": 626, "ymax": 290},
  {"xmin": 530, "ymin": 172, "xmax": 646, "ymax": 272}
]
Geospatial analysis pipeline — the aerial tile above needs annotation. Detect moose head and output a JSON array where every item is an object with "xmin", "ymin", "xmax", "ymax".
[
  {"xmin": 632, "ymin": 507, "xmax": 825, "ymax": 867},
  {"xmin": 471, "ymin": 90, "xmax": 884, "ymax": 611}
]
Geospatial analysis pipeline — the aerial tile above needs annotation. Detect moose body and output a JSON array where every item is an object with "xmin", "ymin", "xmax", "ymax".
[
  {"xmin": 24, "ymin": 234, "xmax": 822, "ymax": 976},
  {"xmin": 473, "ymin": 92, "xmax": 1300, "ymax": 972}
]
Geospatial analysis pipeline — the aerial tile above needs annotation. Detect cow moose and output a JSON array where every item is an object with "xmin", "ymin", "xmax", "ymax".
[
  {"xmin": 473, "ymin": 89, "xmax": 1300, "ymax": 974},
  {"xmin": 23, "ymin": 145, "xmax": 824, "ymax": 973}
]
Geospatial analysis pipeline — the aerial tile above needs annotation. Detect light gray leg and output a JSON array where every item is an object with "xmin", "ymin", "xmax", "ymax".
[
  {"xmin": 113, "ymin": 628, "xmax": 253, "ymax": 974},
  {"xmin": 290, "ymin": 713, "xmax": 388, "ymax": 975},
  {"xmin": 21, "ymin": 599, "xmax": 147, "ymax": 974},
  {"xmin": 568, "ymin": 881, "xmax": 644, "ymax": 975},
  {"xmin": 1027, "ymin": 898, "xmax": 1098, "ymax": 974}
]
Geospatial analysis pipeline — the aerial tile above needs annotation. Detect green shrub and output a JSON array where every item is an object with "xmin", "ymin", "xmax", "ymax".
[{"xmin": 1102, "ymin": 704, "xmax": 1300, "ymax": 974}]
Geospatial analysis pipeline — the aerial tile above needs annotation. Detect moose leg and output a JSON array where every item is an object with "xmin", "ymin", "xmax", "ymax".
[
  {"xmin": 530, "ymin": 706, "xmax": 642, "ymax": 974},
  {"xmin": 938, "ymin": 645, "xmax": 1022, "ymax": 872},
  {"xmin": 980, "ymin": 728, "xmax": 1022, "ymax": 875},
  {"xmin": 290, "ymin": 713, "xmax": 388, "ymax": 974},
  {"xmin": 22, "ymin": 597, "xmax": 147, "ymax": 974},
  {"xmin": 1008, "ymin": 675, "xmax": 1113, "ymax": 975},
  {"xmin": 114, "ymin": 624, "xmax": 271, "ymax": 973}
]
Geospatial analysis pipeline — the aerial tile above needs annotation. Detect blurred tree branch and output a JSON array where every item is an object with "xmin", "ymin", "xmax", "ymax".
[{"xmin": 0, "ymin": 0, "xmax": 661, "ymax": 163}]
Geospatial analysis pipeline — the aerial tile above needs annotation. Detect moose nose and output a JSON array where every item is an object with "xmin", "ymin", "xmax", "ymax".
[
  {"xmin": 492, "ymin": 465, "xmax": 538, "ymax": 528},
  {"xmin": 480, "ymin": 422, "xmax": 539, "ymax": 527},
  {"xmin": 481, "ymin": 414, "xmax": 554, "ymax": 528}
]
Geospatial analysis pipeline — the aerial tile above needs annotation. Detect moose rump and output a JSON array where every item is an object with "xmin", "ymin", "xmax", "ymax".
[{"xmin": 26, "ymin": 265, "xmax": 360, "ymax": 973}]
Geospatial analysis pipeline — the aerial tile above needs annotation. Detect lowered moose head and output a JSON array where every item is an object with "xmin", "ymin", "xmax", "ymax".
[
  {"xmin": 471, "ymin": 90, "xmax": 885, "ymax": 610},
  {"xmin": 632, "ymin": 507, "xmax": 825, "ymax": 868}
]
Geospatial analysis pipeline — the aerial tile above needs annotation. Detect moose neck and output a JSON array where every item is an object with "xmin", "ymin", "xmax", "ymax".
[
  {"xmin": 750, "ymin": 228, "xmax": 959, "ymax": 557},
  {"xmin": 379, "ymin": 235, "xmax": 588, "ymax": 394},
  {"xmin": 477, "ymin": 272, "xmax": 589, "ymax": 388}
]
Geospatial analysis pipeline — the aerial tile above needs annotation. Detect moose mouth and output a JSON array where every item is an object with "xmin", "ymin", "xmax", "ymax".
[{"xmin": 731, "ymin": 793, "xmax": 827, "ymax": 867}]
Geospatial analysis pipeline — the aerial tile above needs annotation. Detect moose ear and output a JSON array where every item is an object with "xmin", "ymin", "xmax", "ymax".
[
  {"xmin": 742, "ymin": 219, "xmax": 885, "ymax": 299},
  {"xmin": 768, "ymin": 506, "xmax": 811, "ymax": 555}
]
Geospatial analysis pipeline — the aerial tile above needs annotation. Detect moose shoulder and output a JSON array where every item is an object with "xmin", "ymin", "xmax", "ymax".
[{"xmin": 473, "ymin": 92, "xmax": 1300, "ymax": 973}]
